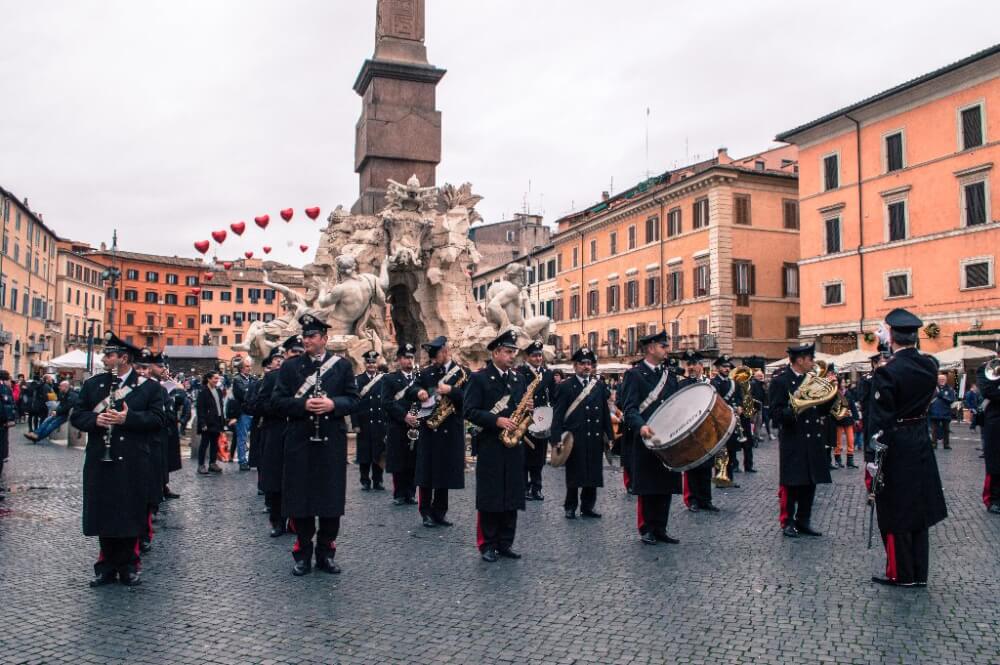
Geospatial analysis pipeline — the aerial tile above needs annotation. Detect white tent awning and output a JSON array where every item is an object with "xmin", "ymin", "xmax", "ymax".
[{"xmin": 933, "ymin": 345, "xmax": 997, "ymax": 371}]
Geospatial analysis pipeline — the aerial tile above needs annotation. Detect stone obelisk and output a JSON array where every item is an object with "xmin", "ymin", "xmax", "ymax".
[{"xmin": 351, "ymin": 0, "xmax": 446, "ymax": 214}]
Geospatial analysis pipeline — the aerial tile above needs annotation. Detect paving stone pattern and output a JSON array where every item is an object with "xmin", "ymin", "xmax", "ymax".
[{"xmin": 1, "ymin": 425, "xmax": 998, "ymax": 664}]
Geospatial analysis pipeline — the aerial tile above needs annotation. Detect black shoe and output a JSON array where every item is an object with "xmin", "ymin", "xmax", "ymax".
[
  {"xmin": 703, "ymin": 503, "xmax": 721, "ymax": 512},
  {"xmin": 687, "ymin": 503, "xmax": 700, "ymax": 513},
  {"xmin": 795, "ymin": 523, "xmax": 822, "ymax": 537},
  {"xmin": 497, "ymin": 547, "xmax": 521, "ymax": 559},
  {"xmin": 139, "ymin": 540, "xmax": 151, "ymax": 554},
  {"xmin": 987, "ymin": 504, "xmax": 1000, "ymax": 515},
  {"xmin": 163, "ymin": 489, "xmax": 181, "ymax": 500},
  {"xmin": 433, "ymin": 517, "xmax": 453, "ymax": 527},
  {"xmin": 581, "ymin": 509, "xmax": 602, "ymax": 519},
  {"xmin": 525, "ymin": 491, "xmax": 538, "ymax": 501},
  {"xmin": 392, "ymin": 497, "xmax": 406, "ymax": 506},
  {"xmin": 640, "ymin": 532, "xmax": 657, "ymax": 545},
  {"xmin": 846, "ymin": 459, "xmax": 858, "ymax": 469},
  {"xmin": 481, "ymin": 548, "xmax": 498, "ymax": 563},
  {"xmin": 943, "ymin": 444, "xmax": 951, "ymax": 450},
  {"xmin": 564, "ymin": 509, "xmax": 577, "ymax": 519},
  {"xmin": 360, "ymin": 481, "xmax": 372, "ymax": 491},
  {"xmin": 404, "ymin": 497, "xmax": 418, "ymax": 505},
  {"xmin": 733, "ymin": 467, "xmax": 742, "ymax": 473},
  {"xmin": 24, "ymin": 431, "xmax": 39, "ymax": 442},
  {"xmin": 316, "ymin": 556, "xmax": 341, "ymax": 574},
  {"xmin": 422, "ymin": 515, "xmax": 437, "ymax": 528},
  {"xmin": 120, "ymin": 571, "xmax": 141, "ymax": 587},
  {"xmin": 239, "ymin": 463, "xmax": 250, "ymax": 471},
  {"xmin": 782, "ymin": 525, "xmax": 799, "ymax": 538},
  {"xmin": 292, "ymin": 561, "xmax": 311, "ymax": 576},
  {"xmin": 89, "ymin": 572, "xmax": 117, "ymax": 587},
  {"xmin": 654, "ymin": 532, "xmax": 680, "ymax": 544},
  {"xmin": 871, "ymin": 575, "xmax": 916, "ymax": 587},
  {"xmin": 373, "ymin": 482, "xmax": 385, "ymax": 491},
  {"xmin": 745, "ymin": 468, "xmax": 757, "ymax": 473},
  {"xmin": 530, "ymin": 489, "xmax": 544, "ymax": 501},
  {"xmin": 269, "ymin": 525, "xmax": 285, "ymax": 538}
]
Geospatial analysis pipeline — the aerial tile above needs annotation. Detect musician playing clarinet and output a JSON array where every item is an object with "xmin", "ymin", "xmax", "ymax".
[
  {"xmin": 70, "ymin": 332, "xmax": 166, "ymax": 588},
  {"xmin": 382, "ymin": 343, "xmax": 419, "ymax": 506},
  {"xmin": 869, "ymin": 308, "xmax": 947, "ymax": 587},
  {"xmin": 620, "ymin": 330, "xmax": 682, "ymax": 545},
  {"xmin": 271, "ymin": 314, "xmax": 358, "ymax": 576}
]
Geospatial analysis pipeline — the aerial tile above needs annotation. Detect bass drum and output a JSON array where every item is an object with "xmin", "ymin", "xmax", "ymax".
[
  {"xmin": 643, "ymin": 382, "xmax": 735, "ymax": 471},
  {"xmin": 528, "ymin": 406, "xmax": 553, "ymax": 438}
]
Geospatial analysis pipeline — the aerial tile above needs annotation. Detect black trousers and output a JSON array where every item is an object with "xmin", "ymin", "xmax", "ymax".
[
  {"xmin": 881, "ymin": 528, "xmax": 930, "ymax": 584},
  {"xmin": 197, "ymin": 432, "xmax": 218, "ymax": 466},
  {"xmin": 359, "ymin": 463, "xmax": 384, "ymax": 486},
  {"xmin": 930, "ymin": 419, "xmax": 950, "ymax": 447},
  {"xmin": 393, "ymin": 470, "xmax": 415, "ymax": 500},
  {"xmin": 524, "ymin": 466, "xmax": 543, "ymax": 492},
  {"xmin": 740, "ymin": 436, "xmax": 754, "ymax": 471},
  {"xmin": 564, "ymin": 486, "xmax": 597, "ymax": 512},
  {"xmin": 28, "ymin": 413, "xmax": 42, "ymax": 431},
  {"xmin": 95, "ymin": 536, "xmax": 140, "ymax": 575},
  {"xmin": 477, "ymin": 510, "xmax": 517, "ymax": 552},
  {"xmin": 267, "ymin": 491, "xmax": 283, "ymax": 526},
  {"xmin": 637, "ymin": 494, "xmax": 672, "ymax": 535},
  {"xmin": 418, "ymin": 487, "xmax": 448, "ymax": 519},
  {"xmin": 291, "ymin": 516, "xmax": 341, "ymax": 562},
  {"xmin": 684, "ymin": 461, "xmax": 713, "ymax": 508},
  {"xmin": 779, "ymin": 484, "xmax": 816, "ymax": 528}
]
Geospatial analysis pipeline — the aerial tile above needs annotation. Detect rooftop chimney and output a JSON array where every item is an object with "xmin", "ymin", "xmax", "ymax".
[
  {"xmin": 716, "ymin": 147, "xmax": 732, "ymax": 164},
  {"xmin": 601, "ymin": 191, "xmax": 610, "ymax": 201}
]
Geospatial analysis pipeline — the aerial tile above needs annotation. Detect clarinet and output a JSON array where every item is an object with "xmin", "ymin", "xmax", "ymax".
[
  {"xmin": 101, "ymin": 364, "xmax": 121, "ymax": 463},
  {"xmin": 309, "ymin": 367, "xmax": 326, "ymax": 443}
]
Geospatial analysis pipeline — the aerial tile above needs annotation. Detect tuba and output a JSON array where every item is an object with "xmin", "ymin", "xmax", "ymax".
[
  {"xmin": 733, "ymin": 366, "xmax": 759, "ymax": 419},
  {"xmin": 789, "ymin": 360, "xmax": 838, "ymax": 416}
]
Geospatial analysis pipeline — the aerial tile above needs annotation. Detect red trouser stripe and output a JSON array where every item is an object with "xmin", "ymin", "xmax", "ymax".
[
  {"xmin": 778, "ymin": 486, "xmax": 790, "ymax": 527},
  {"xmin": 636, "ymin": 496, "xmax": 645, "ymax": 532},
  {"xmin": 146, "ymin": 511, "xmax": 154, "ymax": 542},
  {"xmin": 622, "ymin": 467, "xmax": 630, "ymax": 489},
  {"xmin": 864, "ymin": 468, "xmax": 873, "ymax": 493},
  {"xmin": 682, "ymin": 472, "xmax": 692, "ymax": 507},
  {"xmin": 984, "ymin": 474, "xmax": 993, "ymax": 508},
  {"xmin": 884, "ymin": 533, "xmax": 898, "ymax": 581},
  {"xmin": 476, "ymin": 512, "xmax": 485, "ymax": 550}
]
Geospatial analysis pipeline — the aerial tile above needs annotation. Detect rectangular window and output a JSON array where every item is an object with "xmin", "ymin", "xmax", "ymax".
[
  {"xmin": 126, "ymin": 269, "xmax": 139, "ymax": 280},
  {"xmin": 627, "ymin": 225, "xmax": 637, "ymax": 250},
  {"xmin": 146, "ymin": 313, "xmax": 156, "ymax": 327},
  {"xmin": 626, "ymin": 328, "xmax": 637, "ymax": 355},
  {"xmin": 553, "ymin": 299, "xmax": 563, "ymax": 322},
  {"xmin": 671, "ymin": 321, "xmax": 680, "ymax": 349},
  {"xmin": 734, "ymin": 194, "xmax": 751, "ymax": 225},
  {"xmin": 571, "ymin": 247, "xmax": 579, "ymax": 269},
  {"xmin": 885, "ymin": 132, "xmax": 904, "ymax": 172},
  {"xmin": 125, "ymin": 312, "xmax": 135, "ymax": 326},
  {"xmin": 123, "ymin": 289, "xmax": 137, "ymax": 302},
  {"xmin": 606, "ymin": 284, "xmax": 620, "ymax": 311},
  {"xmin": 589, "ymin": 239, "xmax": 597, "ymax": 263},
  {"xmin": 824, "ymin": 282, "xmax": 843, "ymax": 306},
  {"xmin": 735, "ymin": 314, "xmax": 753, "ymax": 339},
  {"xmin": 185, "ymin": 295, "xmax": 198, "ymax": 306},
  {"xmin": 166, "ymin": 315, "xmax": 175, "ymax": 328},
  {"xmin": 556, "ymin": 253, "xmax": 563, "ymax": 274},
  {"xmin": 667, "ymin": 208, "xmax": 682, "ymax": 237},
  {"xmin": 146, "ymin": 271, "xmax": 158, "ymax": 282},
  {"xmin": 732, "ymin": 260, "xmax": 755, "ymax": 306},
  {"xmin": 964, "ymin": 181, "xmax": 987, "ymax": 226},
  {"xmin": 145, "ymin": 291, "xmax": 158, "ymax": 304},
  {"xmin": 235, "ymin": 287, "xmax": 244, "ymax": 303},
  {"xmin": 187, "ymin": 316, "xmax": 196, "ymax": 329},
  {"xmin": 961, "ymin": 104, "xmax": 984, "ymax": 150},
  {"xmin": 569, "ymin": 294, "xmax": 580, "ymax": 319},
  {"xmin": 609, "ymin": 232, "xmax": 618, "ymax": 255},
  {"xmin": 546, "ymin": 259, "xmax": 556, "ymax": 279},
  {"xmin": 607, "ymin": 328, "xmax": 620, "ymax": 356},
  {"xmin": 962, "ymin": 258, "xmax": 993, "ymax": 289},
  {"xmin": 823, "ymin": 153, "xmax": 839, "ymax": 190},
  {"xmin": 625, "ymin": 280, "xmax": 639, "ymax": 309},
  {"xmin": 201, "ymin": 290, "xmax": 213, "ymax": 301},
  {"xmin": 782, "ymin": 263, "xmax": 800, "ymax": 297},
  {"xmin": 645, "ymin": 216, "xmax": 660, "ymax": 243},
  {"xmin": 586, "ymin": 289, "xmax": 599, "ymax": 316},
  {"xmin": 693, "ymin": 198, "xmax": 709, "ymax": 229},
  {"xmin": 644, "ymin": 276, "xmax": 660, "ymax": 306},
  {"xmin": 786, "ymin": 316, "xmax": 800, "ymax": 339},
  {"xmin": 693, "ymin": 264, "xmax": 710, "ymax": 298},
  {"xmin": 587, "ymin": 331, "xmax": 598, "ymax": 351},
  {"xmin": 754, "ymin": 160, "xmax": 766, "ymax": 171},
  {"xmin": 220, "ymin": 291, "xmax": 232, "ymax": 302},
  {"xmin": 166, "ymin": 274, "xmax": 178, "ymax": 285},
  {"xmin": 825, "ymin": 217, "xmax": 841, "ymax": 254},
  {"xmin": 164, "ymin": 293, "xmax": 178, "ymax": 305},
  {"xmin": 185, "ymin": 275, "xmax": 197, "ymax": 286},
  {"xmin": 570, "ymin": 334, "xmax": 580, "ymax": 353},
  {"xmin": 888, "ymin": 200, "xmax": 907, "ymax": 241},
  {"xmin": 668, "ymin": 270, "xmax": 683, "ymax": 302},
  {"xmin": 886, "ymin": 272, "xmax": 910, "ymax": 298},
  {"xmin": 783, "ymin": 200, "xmax": 799, "ymax": 229}
]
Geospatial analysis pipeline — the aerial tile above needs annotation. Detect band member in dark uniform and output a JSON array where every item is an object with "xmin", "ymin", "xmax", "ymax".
[
  {"xmin": 550, "ymin": 347, "xmax": 613, "ymax": 519},
  {"xmin": 409, "ymin": 336, "xmax": 468, "ymax": 528},
  {"xmin": 711, "ymin": 355, "xmax": 750, "ymax": 476},
  {"xmin": 70, "ymin": 332, "xmax": 166, "ymax": 587},
  {"xmin": 384, "ymin": 343, "xmax": 419, "ymax": 506},
  {"xmin": 858, "ymin": 350, "xmax": 885, "ymax": 488},
  {"xmin": 465, "ymin": 330, "xmax": 529, "ymax": 562},
  {"xmin": 158, "ymin": 360, "xmax": 183, "ymax": 500},
  {"xmin": 517, "ymin": 340, "xmax": 553, "ymax": 501},
  {"xmin": 869, "ymin": 309, "xmax": 948, "ymax": 587},
  {"xmin": 680, "ymin": 350, "xmax": 718, "ymax": 512},
  {"xmin": 768, "ymin": 342, "xmax": 832, "ymax": 538},
  {"xmin": 250, "ymin": 342, "xmax": 293, "ymax": 537},
  {"xmin": 142, "ymin": 351, "xmax": 182, "ymax": 550},
  {"xmin": 272, "ymin": 314, "xmax": 359, "ymax": 576},
  {"xmin": 620, "ymin": 331, "xmax": 681, "ymax": 545},
  {"xmin": 354, "ymin": 350, "xmax": 387, "ymax": 491},
  {"xmin": 979, "ymin": 357, "xmax": 1000, "ymax": 514},
  {"xmin": 133, "ymin": 350, "xmax": 163, "ymax": 554}
]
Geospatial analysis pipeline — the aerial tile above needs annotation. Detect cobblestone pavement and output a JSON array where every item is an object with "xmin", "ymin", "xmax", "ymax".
[{"xmin": 1, "ymin": 424, "xmax": 999, "ymax": 665}]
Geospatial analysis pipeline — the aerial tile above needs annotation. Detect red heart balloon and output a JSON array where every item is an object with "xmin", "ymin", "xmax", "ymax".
[
  {"xmin": 190, "ymin": 287, "xmax": 201, "ymax": 295},
  {"xmin": 230, "ymin": 221, "xmax": 246, "ymax": 235},
  {"xmin": 305, "ymin": 207, "xmax": 321, "ymax": 220},
  {"xmin": 211, "ymin": 230, "xmax": 227, "ymax": 244},
  {"xmin": 262, "ymin": 246, "xmax": 272, "ymax": 254},
  {"xmin": 244, "ymin": 251, "xmax": 254, "ymax": 259},
  {"xmin": 194, "ymin": 240, "xmax": 210, "ymax": 254},
  {"xmin": 281, "ymin": 208, "xmax": 294, "ymax": 222},
  {"xmin": 299, "ymin": 244, "xmax": 309, "ymax": 253},
  {"xmin": 202, "ymin": 272, "xmax": 214, "ymax": 281},
  {"xmin": 222, "ymin": 261, "xmax": 233, "ymax": 270},
  {"xmin": 254, "ymin": 215, "xmax": 269, "ymax": 229}
]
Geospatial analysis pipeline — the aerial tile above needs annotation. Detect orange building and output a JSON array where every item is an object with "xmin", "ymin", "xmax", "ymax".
[
  {"xmin": 777, "ymin": 44, "xmax": 1000, "ymax": 353},
  {"xmin": 549, "ymin": 145, "xmax": 801, "ymax": 362},
  {"xmin": 54, "ymin": 240, "xmax": 106, "ymax": 356},
  {"xmin": 199, "ymin": 258, "xmax": 305, "ymax": 362},
  {"xmin": 90, "ymin": 250, "xmax": 205, "ymax": 350}
]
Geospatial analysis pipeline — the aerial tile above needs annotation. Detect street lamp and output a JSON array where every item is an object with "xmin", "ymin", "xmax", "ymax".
[{"xmin": 85, "ymin": 317, "xmax": 99, "ymax": 375}]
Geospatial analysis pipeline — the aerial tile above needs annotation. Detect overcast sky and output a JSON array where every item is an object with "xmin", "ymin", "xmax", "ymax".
[{"xmin": 2, "ymin": 1, "xmax": 997, "ymax": 267}]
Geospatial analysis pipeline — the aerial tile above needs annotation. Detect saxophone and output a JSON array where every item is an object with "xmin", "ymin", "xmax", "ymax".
[
  {"xmin": 426, "ymin": 367, "xmax": 468, "ymax": 430},
  {"xmin": 501, "ymin": 373, "xmax": 541, "ymax": 448}
]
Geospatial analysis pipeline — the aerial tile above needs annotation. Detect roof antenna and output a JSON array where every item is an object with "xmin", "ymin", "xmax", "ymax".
[{"xmin": 645, "ymin": 107, "xmax": 651, "ymax": 180}]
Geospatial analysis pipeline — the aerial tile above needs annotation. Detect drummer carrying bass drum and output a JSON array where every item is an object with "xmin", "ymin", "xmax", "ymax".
[{"xmin": 620, "ymin": 330, "xmax": 682, "ymax": 545}]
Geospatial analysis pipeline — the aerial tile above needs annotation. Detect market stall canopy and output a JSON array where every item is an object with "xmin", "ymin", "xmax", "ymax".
[
  {"xmin": 765, "ymin": 352, "xmax": 835, "ymax": 373},
  {"xmin": 827, "ymin": 348, "xmax": 877, "ymax": 373},
  {"xmin": 47, "ymin": 349, "xmax": 97, "ymax": 370},
  {"xmin": 551, "ymin": 361, "xmax": 633, "ymax": 374},
  {"xmin": 933, "ymin": 345, "xmax": 997, "ymax": 371}
]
